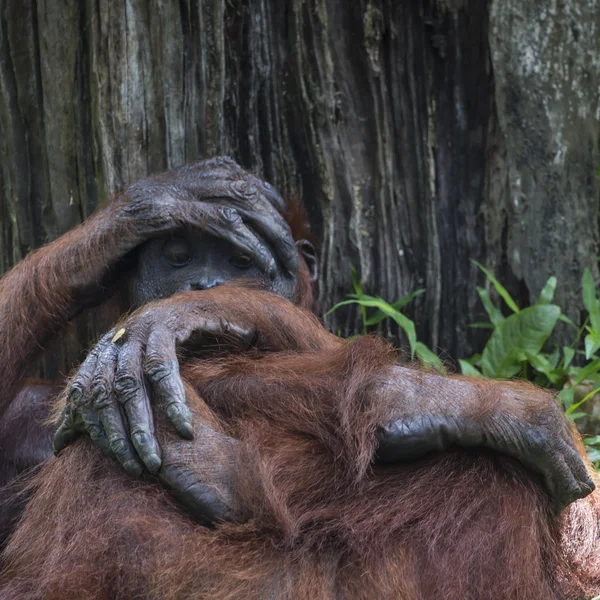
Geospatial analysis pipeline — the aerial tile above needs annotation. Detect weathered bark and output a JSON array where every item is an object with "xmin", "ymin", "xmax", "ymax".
[{"xmin": 1, "ymin": 0, "xmax": 599, "ymax": 377}]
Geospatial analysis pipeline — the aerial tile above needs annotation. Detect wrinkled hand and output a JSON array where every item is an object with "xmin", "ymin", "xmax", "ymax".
[
  {"xmin": 54, "ymin": 293, "xmax": 257, "ymax": 477},
  {"xmin": 54, "ymin": 287, "xmax": 328, "ymax": 467},
  {"xmin": 111, "ymin": 156, "xmax": 298, "ymax": 276},
  {"xmin": 375, "ymin": 371, "xmax": 595, "ymax": 510},
  {"xmin": 156, "ymin": 419, "xmax": 242, "ymax": 526},
  {"xmin": 53, "ymin": 288, "xmax": 332, "ymax": 520}
]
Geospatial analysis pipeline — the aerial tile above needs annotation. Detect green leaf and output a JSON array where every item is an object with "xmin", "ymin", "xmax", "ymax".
[
  {"xmin": 467, "ymin": 322, "xmax": 495, "ymax": 330},
  {"xmin": 325, "ymin": 299, "xmax": 364, "ymax": 315},
  {"xmin": 536, "ymin": 276, "xmax": 557, "ymax": 305},
  {"xmin": 479, "ymin": 305, "xmax": 560, "ymax": 378},
  {"xmin": 476, "ymin": 287, "xmax": 504, "ymax": 326},
  {"xmin": 582, "ymin": 268, "xmax": 595, "ymax": 313},
  {"xmin": 585, "ymin": 328, "xmax": 600, "ymax": 359},
  {"xmin": 459, "ymin": 360, "xmax": 482, "ymax": 377},
  {"xmin": 414, "ymin": 342, "xmax": 446, "ymax": 373},
  {"xmin": 332, "ymin": 295, "xmax": 418, "ymax": 357},
  {"xmin": 566, "ymin": 386, "xmax": 600, "ymax": 415},
  {"xmin": 351, "ymin": 266, "xmax": 364, "ymax": 296},
  {"xmin": 389, "ymin": 289, "xmax": 425, "ymax": 311},
  {"xmin": 557, "ymin": 387, "xmax": 575, "ymax": 410},
  {"xmin": 472, "ymin": 261, "xmax": 520, "ymax": 314},
  {"xmin": 364, "ymin": 289, "xmax": 425, "ymax": 326},
  {"xmin": 558, "ymin": 314, "xmax": 577, "ymax": 328},
  {"xmin": 583, "ymin": 268, "xmax": 597, "ymax": 313},
  {"xmin": 547, "ymin": 349, "xmax": 560, "ymax": 370},
  {"xmin": 568, "ymin": 412, "xmax": 588, "ymax": 420},
  {"xmin": 573, "ymin": 358, "xmax": 600, "ymax": 385},
  {"xmin": 562, "ymin": 346, "xmax": 575, "ymax": 369},
  {"xmin": 350, "ymin": 267, "xmax": 368, "ymax": 334},
  {"xmin": 461, "ymin": 353, "xmax": 482, "ymax": 366},
  {"xmin": 525, "ymin": 352, "xmax": 561, "ymax": 385},
  {"xmin": 586, "ymin": 449, "xmax": 600, "ymax": 467}
]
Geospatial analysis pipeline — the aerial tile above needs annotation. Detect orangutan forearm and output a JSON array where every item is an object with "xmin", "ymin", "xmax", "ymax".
[{"xmin": 0, "ymin": 206, "xmax": 140, "ymax": 406}]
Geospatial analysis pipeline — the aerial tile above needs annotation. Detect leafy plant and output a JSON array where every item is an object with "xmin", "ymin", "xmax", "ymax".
[{"xmin": 326, "ymin": 268, "xmax": 444, "ymax": 371}]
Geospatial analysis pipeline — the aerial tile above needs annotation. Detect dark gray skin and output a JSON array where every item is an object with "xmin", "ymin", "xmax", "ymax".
[{"xmin": 128, "ymin": 232, "xmax": 298, "ymax": 308}]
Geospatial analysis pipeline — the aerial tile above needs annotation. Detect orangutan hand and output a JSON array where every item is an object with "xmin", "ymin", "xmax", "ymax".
[
  {"xmin": 53, "ymin": 287, "xmax": 332, "ymax": 478},
  {"xmin": 101, "ymin": 156, "xmax": 298, "ymax": 279},
  {"xmin": 375, "ymin": 366, "xmax": 595, "ymax": 511}
]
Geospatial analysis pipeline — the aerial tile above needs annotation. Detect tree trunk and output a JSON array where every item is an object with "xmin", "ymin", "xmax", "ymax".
[{"xmin": 1, "ymin": 0, "xmax": 599, "ymax": 377}]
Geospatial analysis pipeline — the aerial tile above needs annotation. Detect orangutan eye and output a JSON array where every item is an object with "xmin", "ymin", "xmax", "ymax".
[
  {"xmin": 162, "ymin": 238, "xmax": 192, "ymax": 267},
  {"xmin": 229, "ymin": 254, "xmax": 253, "ymax": 269}
]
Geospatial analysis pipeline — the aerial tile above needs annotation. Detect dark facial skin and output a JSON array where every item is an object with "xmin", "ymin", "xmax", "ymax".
[{"xmin": 126, "ymin": 231, "xmax": 298, "ymax": 309}]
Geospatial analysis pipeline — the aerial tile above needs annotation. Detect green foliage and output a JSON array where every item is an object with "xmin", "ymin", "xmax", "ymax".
[
  {"xmin": 464, "ymin": 263, "xmax": 600, "ymax": 468},
  {"xmin": 326, "ymin": 277, "xmax": 443, "ymax": 371},
  {"xmin": 329, "ymin": 264, "xmax": 600, "ymax": 469}
]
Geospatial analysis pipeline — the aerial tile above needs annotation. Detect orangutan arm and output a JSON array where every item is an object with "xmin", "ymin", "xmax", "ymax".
[{"xmin": 55, "ymin": 287, "xmax": 593, "ymax": 512}]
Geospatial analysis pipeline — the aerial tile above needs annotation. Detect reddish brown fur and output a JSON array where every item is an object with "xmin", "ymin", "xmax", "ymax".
[
  {"xmin": 0, "ymin": 167, "xmax": 315, "ymax": 552},
  {"xmin": 0, "ymin": 186, "xmax": 313, "ymax": 410},
  {"xmin": 1, "ymin": 163, "xmax": 599, "ymax": 599},
  {"xmin": 1, "ymin": 333, "xmax": 599, "ymax": 600}
]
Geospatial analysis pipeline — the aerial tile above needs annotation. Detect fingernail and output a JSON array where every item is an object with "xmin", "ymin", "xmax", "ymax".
[
  {"xmin": 124, "ymin": 460, "xmax": 143, "ymax": 478},
  {"xmin": 268, "ymin": 258, "xmax": 277, "ymax": 280},
  {"xmin": 145, "ymin": 453, "xmax": 161, "ymax": 473},
  {"xmin": 180, "ymin": 422, "xmax": 194, "ymax": 440}
]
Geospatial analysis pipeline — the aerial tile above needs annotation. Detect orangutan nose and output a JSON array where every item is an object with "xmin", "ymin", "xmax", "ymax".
[{"xmin": 189, "ymin": 277, "xmax": 224, "ymax": 291}]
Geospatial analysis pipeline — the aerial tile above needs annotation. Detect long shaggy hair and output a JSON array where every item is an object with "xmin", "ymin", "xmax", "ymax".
[{"xmin": 1, "ymin": 335, "xmax": 599, "ymax": 600}]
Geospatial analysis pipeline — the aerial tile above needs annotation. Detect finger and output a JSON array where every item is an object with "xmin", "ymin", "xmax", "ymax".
[
  {"xmin": 88, "ymin": 342, "xmax": 144, "ymax": 476},
  {"xmin": 69, "ymin": 331, "xmax": 115, "ymax": 406},
  {"xmin": 192, "ymin": 204, "xmax": 276, "ymax": 276},
  {"xmin": 115, "ymin": 337, "xmax": 162, "ymax": 473},
  {"xmin": 539, "ymin": 457, "xmax": 583, "ymax": 512},
  {"xmin": 529, "ymin": 442, "xmax": 590, "ymax": 511},
  {"xmin": 237, "ymin": 200, "xmax": 299, "ymax": 275},
  {"xmin": 252, "ymin": 177, "xmax": 286, "ymax": 212},
  {"xmin": 556, "ymin": 442, "xmax": 596, "ymax": 501},
  {"xmin": 145, "ymin": 327, "xmax": 193, "ymax": 440},
  {"xmin": 77, "ymin": 404, "xmax": 112, "ymax": 457},
  {"xmin": 53, "ymin": 405, "xmax": 79, "ymax": 455},
  {"xmin": 158, "ymin": 170, "xmax": 297, "ymax": 274},
  {"xmin": 375, "ymin": 416, "xmax": 458, "ymax": 463},
  {"xmin": 99, "ymin": 401, "xmax": 144, "ymax": 477},
  {"xmin": 157, "ymin": 462, "xmax": 233, "ymax": 525}
]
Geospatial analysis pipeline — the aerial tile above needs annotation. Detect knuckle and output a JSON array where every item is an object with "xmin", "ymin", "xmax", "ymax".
[
  {"xmin": 109, "ymin": 438, "xmax": 130, "ymax": 456},
  {"xmin": 165, "ymin": 402, "xmax": 183, "ymax": 420},
  {"xmin": 91, "ymin": 378, "xmax": 108, "ymax": 400},
  {"xmin": 68, "ymin": 382, "xmax": 86, "ymax": 405},
  {"xmin": 132, "ymin": 430, "xmax": 149, "ymax": 447},
  {"xmin": 218, "ymin": 206, "xmax": 241, "ymax": 225},
  {"xmin": 232, "ymin": 180, "xmax": 256, "ymax": 198},
  {"xmin": 146, "ymin": 360, "xmax": 175, "ymax": 384},
  {"xmin": 87, "ymin": 425, "xmax": 104, "ymax": 442},
  {"xmin": 114, "ymin": 374, "xmax": 141, "ymax": 400}
]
